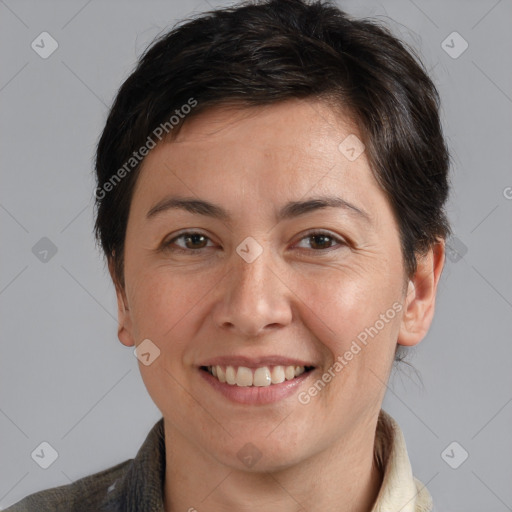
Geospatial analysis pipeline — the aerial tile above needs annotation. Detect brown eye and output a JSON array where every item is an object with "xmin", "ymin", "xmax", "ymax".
[
  {"xmin": 163, "ymin": 232, "xmax": 213, "ymax": 252},
  {"xmin": 181, "ymin": 233, "xmax": 209, "ymax": 249},
  {"xmin": 295, "ymin": 231, "xmax": 346, "ymax": 251},
  {"xmin": 308, "ymin": 234, "xmax": 335, "ymax": 250}
]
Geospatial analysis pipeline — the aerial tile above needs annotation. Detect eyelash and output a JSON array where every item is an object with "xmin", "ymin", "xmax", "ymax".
[{"xmin": 161, "ymin": 230, "xmax": 347, "ymax": 255}]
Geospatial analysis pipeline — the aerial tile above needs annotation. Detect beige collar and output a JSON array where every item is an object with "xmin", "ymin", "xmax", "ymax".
[{"xmin": 372, "ymin": 409, "xmax": 433, "ymax": 511}]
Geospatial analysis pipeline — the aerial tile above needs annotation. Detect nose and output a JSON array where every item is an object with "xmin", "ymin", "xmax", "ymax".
[{"xmin": 212, "ymin": 245, "xmax": 293, "ymax": 337}]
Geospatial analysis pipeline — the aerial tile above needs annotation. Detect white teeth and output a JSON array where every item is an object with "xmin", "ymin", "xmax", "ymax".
[
  {"xmin": 285, "ymin": 366, "xmax": 295, "ymax": 380},
  {"xmin": 216, "ymin": 366, "xmax": 226, "ymax": 383},
  {"xmin": 253, "ymin": 367, "xmax": 272, "ymax": 387},
  {"xmin": 236, "ymin": 366, "xmax": 253, "ymax": 387},
  {"xmin": 225, "ymin": 366, "xmax": 236, "ymax": 385},
  {"xmin": 294, "ymin": 366, "xmax": 305, "ymax": 377},
  {"xmin": 271, "ymin": 365, "xmax": 285, "ymax": 384},
  {"xmin": 207, "ymin": 365, "xmax": 309, "ymax": 386}
]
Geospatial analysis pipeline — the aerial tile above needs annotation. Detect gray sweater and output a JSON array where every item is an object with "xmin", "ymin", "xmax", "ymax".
[{"xmin": 4, "ymin": 419, "xmax": 166, "ymax": 512}]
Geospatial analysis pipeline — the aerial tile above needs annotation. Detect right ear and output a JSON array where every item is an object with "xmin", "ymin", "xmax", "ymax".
[{"xmin": 108, "ymin": 257, "xmax": 135, "ymax": 348}]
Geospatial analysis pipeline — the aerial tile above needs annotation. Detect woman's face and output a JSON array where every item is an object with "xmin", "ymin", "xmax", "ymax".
[{"xmin": 115, "ymin": 99, "xmax": 434, "ymax": 470}]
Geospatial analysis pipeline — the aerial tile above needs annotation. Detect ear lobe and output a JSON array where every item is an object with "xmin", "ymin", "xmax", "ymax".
[
  {"xmin": 397, "ymin": 240, "xmax": 445, "ymax": 347},
  {"xmin": 108, "ymin": 258, "xmax": 136, "ymax": 348}
]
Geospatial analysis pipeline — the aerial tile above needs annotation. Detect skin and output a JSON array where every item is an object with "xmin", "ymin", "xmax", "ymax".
[{"xmin": 111, "ymin": 98, "xmax": 445, "ymax": 512}]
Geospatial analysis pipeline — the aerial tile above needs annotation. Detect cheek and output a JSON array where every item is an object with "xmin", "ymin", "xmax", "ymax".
[
  {"xmin": 298, "ymin": 268, "xmax": 401, "ymax": 356},
  {"xmin": 294, "ymin": 257, "xmax": 402, "ymax": 326},
  {"xmin": 126, "ymin": 264, "xmax": 211, "ymax": 342}
]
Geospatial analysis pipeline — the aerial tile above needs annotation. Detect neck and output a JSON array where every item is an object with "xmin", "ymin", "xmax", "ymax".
[{"xmin": 163, "ymin": 414, "xmax": 383, "ymax": 512}]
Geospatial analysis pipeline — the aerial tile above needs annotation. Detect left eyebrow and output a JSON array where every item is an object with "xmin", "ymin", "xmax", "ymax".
[
  {"xmin": 278, "ymin": 196, "xmax": 371, "ymax": 224},
  {"xmin": 146, "ymin": 195, "xmax": 371, "ymax": 224}
]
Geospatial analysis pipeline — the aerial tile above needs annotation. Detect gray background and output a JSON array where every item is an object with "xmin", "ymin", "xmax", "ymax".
[{"xmin": 1, "ymin": 0, "xmax": 511, "ymax": 510}]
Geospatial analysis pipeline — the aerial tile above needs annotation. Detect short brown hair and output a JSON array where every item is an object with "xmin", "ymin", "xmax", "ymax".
[{"xmin": 94, "ymin": 0, "xmax": 451, "ymax": 292}]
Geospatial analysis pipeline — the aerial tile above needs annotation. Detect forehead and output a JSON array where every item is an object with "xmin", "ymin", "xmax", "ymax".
[
  {"xmin": 131, "ymin": 99, "xmax": 383, "ymax": 217},
  {"xmin": 170, "ymin": 99, "xmax": 360, "ymax": 161}
]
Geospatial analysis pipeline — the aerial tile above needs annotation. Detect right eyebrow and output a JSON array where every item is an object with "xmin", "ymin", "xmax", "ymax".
[{"xmin": 146, "ymin": 196, "xmax": 230, "ymax": 221}]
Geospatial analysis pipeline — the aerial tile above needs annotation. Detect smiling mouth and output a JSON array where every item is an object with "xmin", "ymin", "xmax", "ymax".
[{"xmin": 200, "ymin": 365, "xmax": 315, "ymax": 387}]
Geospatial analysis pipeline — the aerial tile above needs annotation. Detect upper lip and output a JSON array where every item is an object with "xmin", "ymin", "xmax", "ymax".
[{"xmin": 199, "ymin": 355, "xmax": 316, "ymax": 368}]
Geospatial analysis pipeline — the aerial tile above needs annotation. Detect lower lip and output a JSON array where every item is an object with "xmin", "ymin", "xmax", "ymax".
[{"xmin": 199, "ymin": 368, "xmax": 313, "ymax": 405}]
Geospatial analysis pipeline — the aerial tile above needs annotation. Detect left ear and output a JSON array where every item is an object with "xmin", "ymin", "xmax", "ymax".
[{"xmin": 398, "ymin": 239, "xmax": 446, "ymax": 347}]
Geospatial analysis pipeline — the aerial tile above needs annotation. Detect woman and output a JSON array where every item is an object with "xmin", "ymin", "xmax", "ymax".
[{"xmin": 6, "ymin": 0, "xmax": 449, "ymax": 510}]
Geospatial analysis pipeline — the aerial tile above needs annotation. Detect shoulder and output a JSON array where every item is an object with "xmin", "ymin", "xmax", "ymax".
[
  {"xmin": 4, "ymin": 418, "xmax": 165, "ymax": 511},
  {"xmin": 3, "ymin": 459, "xmax": 131, "ymax": 512}
]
